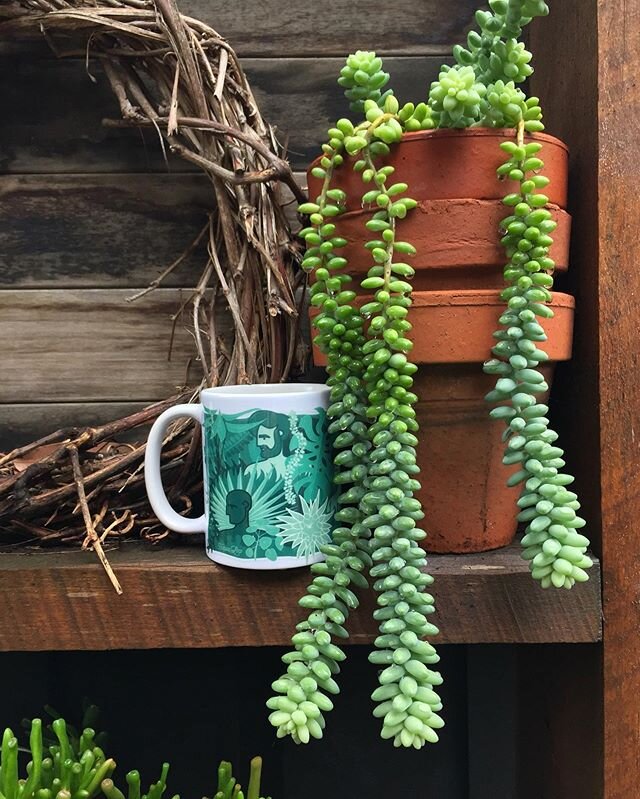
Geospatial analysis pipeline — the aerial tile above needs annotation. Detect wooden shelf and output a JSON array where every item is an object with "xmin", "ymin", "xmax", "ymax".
[{"xmin": 0, "ymin": 543, "xmax": 601, "ymax": 651}]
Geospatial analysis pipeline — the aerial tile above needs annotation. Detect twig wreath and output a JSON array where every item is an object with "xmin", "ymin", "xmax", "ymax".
[{"xmin": 0, "ymin": 0, "xmax": 308, "ymax": 581}]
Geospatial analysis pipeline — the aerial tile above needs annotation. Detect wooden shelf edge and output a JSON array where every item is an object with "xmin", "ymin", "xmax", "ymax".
[{"xmin": 0, "ymin": 543, "xmax": 602, "ymax": 651}]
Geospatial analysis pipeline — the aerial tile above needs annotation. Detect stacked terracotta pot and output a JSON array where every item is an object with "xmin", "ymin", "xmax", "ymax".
[{"xmin": 307, "ymin": 129, "xmax": 573, "ymax": 553}]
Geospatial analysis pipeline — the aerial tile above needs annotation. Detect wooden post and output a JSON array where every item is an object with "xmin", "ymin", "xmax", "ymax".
[
  {"xmin": 532, "ymin": 1, "xmax": 640, "ymax": 796},
  {"xmin": 597, "ymin": 2, "xmax": 640, "ymax": 796}
]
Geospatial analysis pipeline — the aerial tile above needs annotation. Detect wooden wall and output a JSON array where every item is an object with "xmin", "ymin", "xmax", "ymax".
[{"xmin": 0, "ymin": 0, "xmax": 477, "ymax": 448}]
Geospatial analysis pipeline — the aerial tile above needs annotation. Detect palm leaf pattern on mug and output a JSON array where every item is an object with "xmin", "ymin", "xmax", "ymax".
[
  {"xmin": 208, "ymin": 468, "xmax": 287, "ymax": 536},
  {"xmin": 204, "ymin": 409, "xmax": 264, "ymax": 472}
]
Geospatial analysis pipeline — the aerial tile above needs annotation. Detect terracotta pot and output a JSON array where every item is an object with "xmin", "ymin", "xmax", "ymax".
[
  {"xmin": 310, "ymin": 290, "xmax": 575, "ymax": 553},
  {"xmin": 306, "ymin": 129, "xmax": 570, "ymax": 291},
  {"xmin": 307, "ymin": 128, "xmax": 569, "ymax": 210},
  {"xmin": 314, "ymin": 200, "xmax": 570, "ymax": 291}
]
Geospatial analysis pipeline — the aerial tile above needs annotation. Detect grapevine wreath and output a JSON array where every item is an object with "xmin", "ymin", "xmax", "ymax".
[{"xmin": 0, "ymin": 0, "xmax": 308, "ymax": 589}]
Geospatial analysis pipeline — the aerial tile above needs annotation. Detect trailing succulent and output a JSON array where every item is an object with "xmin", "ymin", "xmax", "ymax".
[
  {"xmin": 269, "ymin": 0, "xmax": 592, "ymax": 748},
  {"xmin": 1, "ymin": 718, "xmax": 269, "ymax": 799},
  {"xmin": 483, "ymin": 136, "xmax": 592, "ymax": 588}
]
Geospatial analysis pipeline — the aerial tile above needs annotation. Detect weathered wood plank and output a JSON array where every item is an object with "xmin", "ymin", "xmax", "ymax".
[
  {"xmin": 532, "ymin": 2, "xmax": 640, "ymax": 798},
  {"xmin": 0, "ymin": 0, "xmax": 477, "ymax": 57},
  {"xmin": 0, "ymin": 289, "xmax": 209, "ymax": 402},
  {"xmin": 1, "ymin": 402, "xmax": 146, "ymax": 450},
  {"xmin": 0, "ymin": 174, "xmax": 214, "ymax": 287},
  {"xmin": 594, "ymin": 2, "xmax": 640, "ymax": 797},
  {"xmin": 0, "ymin": 173, "xmax": 302, "ymax": 288},
  {"xmin": 0, "ymin": 56, "xmax": 444, "ymax": 172},
  {"xmin": 0, "ymin": 544, "xmax": 601, "ymax": 651}
]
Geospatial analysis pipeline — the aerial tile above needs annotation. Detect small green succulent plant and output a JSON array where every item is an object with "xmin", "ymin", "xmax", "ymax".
[
  {"xmin": 268, "ymin": 0, "xmax": 592, "ymax": 749},
  {"xmin": 2, "ymin": 718, "xmax": 270, "ymax": 799}
]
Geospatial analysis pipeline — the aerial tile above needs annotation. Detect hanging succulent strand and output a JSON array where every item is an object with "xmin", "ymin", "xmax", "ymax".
[
  {"xmin": 439, "ymin": 0, "xmax": 592, "ymax": 584},
  {"xmin": 269, "ymin": 52, "xmax": 443, "ymax": 749},
  {"xmin": 267, "ymin": 128, "xmax": 374, "ymax": 744},
  {"xmin": 483, "ymin": 123, "xmax": 593, "ymax": 588},
  {"xmin": 353, "ymin": 130, "xmax": 444, "ymax": 748}
]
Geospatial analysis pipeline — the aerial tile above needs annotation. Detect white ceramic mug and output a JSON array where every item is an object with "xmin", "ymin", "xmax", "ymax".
[{"xmin": 144, "ymin": 384, "xmax": 336, "ymax": 569}]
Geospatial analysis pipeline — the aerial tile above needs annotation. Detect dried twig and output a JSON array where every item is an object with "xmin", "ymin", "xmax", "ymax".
[{"xmin": 70, "ymin": 447, "xmax": 123, "ymax": 594}]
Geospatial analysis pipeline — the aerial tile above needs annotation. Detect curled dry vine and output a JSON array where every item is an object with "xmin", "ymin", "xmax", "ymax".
[{"xmin": 0, "ymin": 0, "xmax": 308, "ymax": 574}]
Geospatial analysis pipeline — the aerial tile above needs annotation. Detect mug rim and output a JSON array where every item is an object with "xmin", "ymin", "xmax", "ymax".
[{"xmin": 200, "ymin": 382, "xmax": 329, "ymax": 400}]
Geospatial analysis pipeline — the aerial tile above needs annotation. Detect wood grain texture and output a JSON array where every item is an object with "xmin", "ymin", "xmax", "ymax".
[
  {"xmin": 184, "ymin": 0, "xmax": 476, "ymax": 56},
  {"xmin": 2, "ymin": 402, "xmax": 146, "ymax": 449},
  {"xmin": 0, "ymin": 544, "xmax": 601, "ymax": 651},
  {"xmin": 533, "ymin": 3, "xmax": 640, "ymax": 798},
  {"xmin": 0, "ymin": 174, "xmax": 213, "ymax": 287},
  {"xmin": 0, "ymin": 289, "xmax": 209, "ymax": 401},
  {"xmin": 0, "ymin": 0, "xmax": 476, "ymax": 57},
  {"xmin": 596, "ymin": 2, "xmax": 640, "ymax": 797},
  {"xmin": 0, "ymin": 56, "xmax": 444, "ymax": 172},
  {"xmin": 0, "ymin": 173, "xmax": 302, "ymax": 288}
]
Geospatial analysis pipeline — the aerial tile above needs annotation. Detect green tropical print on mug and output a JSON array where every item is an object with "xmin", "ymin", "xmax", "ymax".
[{"xmin": 203, "ymin": 407, "xmax": 336, "ymax": 561}]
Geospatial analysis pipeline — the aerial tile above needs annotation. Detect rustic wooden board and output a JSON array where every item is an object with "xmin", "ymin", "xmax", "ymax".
[
  {"xmin": 0, "ymin": 56, "xmax": 444, "ymax": 172},
  {"xmin": 187, "ymin": 0, "xmax": 476, "ymax": 56},
  {"xmin": 0, "ymin": 173, "xmax": 302, "ymax": 288},
  {"xmin": 0, "ymin": 174, "xmax": 214, "ymax": 287},
  {"xmin": 2, "ymin": 402, "xmax": 146, "ymax": 449},
  {"xmin": 593, "ymin": 2, "xmax": 640, "ymax": 797},
  {"xmin": 531, "ymin": 2, "xmax": 640, "ymax": 798},
  {"xmin": 0, "ymin": 544, "xmax": 601, "ymax": 651},
  {"xmin": 0, "ymin": 0, "xmax": 476, "ymax": 57},
  {"xmin": 0, "ymin": 289, "xmax": 210, "ymax": 402}
]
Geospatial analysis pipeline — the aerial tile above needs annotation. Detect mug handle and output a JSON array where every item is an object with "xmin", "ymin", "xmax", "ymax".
[{"xmin": 144, "ymin": 404, "xmax": 206, "ymax": 533}]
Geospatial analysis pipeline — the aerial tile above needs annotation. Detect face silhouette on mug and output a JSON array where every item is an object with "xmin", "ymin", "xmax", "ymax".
[
  {"xmin": 249, "ymin": 410, "xmax": 292, "ymax": 462},
  {"xmin": 257, "ymin": 425, "xmax": 278, "ymax": 459},
  {"xmin": 225, "ymin": 489, "xmax": 252, "ymax": 533}
]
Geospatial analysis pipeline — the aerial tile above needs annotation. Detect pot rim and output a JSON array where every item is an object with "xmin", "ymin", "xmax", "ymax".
[
  {"xmin": 308, "ymin": 128, "xmax": 569, "ymax": 172},
  {"xmin": 392, "ymin": 127, "xmax": 568, "ymax": 152},
  {"xmin": 308, "ymin": 289, "xmax": 575, "ymax": 311},
  {"xmin": 408, "ymin": 289, "xmax": 575, "ymax": 310},
  {"xmin": 331, "ymin": 197, "xmax": 567, "ymax": 224}
]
